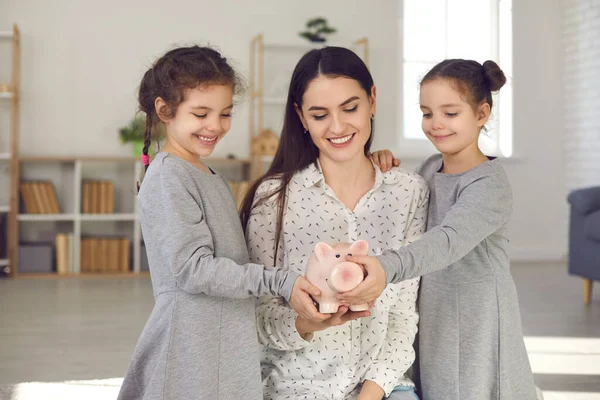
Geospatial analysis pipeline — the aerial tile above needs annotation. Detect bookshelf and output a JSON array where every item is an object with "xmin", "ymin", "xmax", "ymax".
[
  {"xmin": 0, "ymin": 25, "xmax": 20, "ymax": 277},
  {"xmin": 11, "ymin": 155, "xmax": 251, "ymax": 278},
  {"xmin": 14, "ymin": 156, "xmax": 142, "ymax": 277}
]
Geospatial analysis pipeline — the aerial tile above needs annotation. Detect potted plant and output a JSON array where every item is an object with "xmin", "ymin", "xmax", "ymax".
[
  {"xmin": 299, "ymin": 17, "xmax": 337, "ymax": 43},
  {"xmin": 119, "ymin": 116, "xmax": 149, "ymax": 157}
]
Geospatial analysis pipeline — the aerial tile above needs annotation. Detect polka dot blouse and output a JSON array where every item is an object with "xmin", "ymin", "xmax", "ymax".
[{"xmin": 246, "ymin": 161, "xmax": 429, "ymax": 399}]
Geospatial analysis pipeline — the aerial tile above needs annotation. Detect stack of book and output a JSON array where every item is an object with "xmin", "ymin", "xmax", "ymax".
[
  {"xmin": 20, "ymin": 181, "xmax": 61, "ymax": 214},
  {"xmin": 82, "ymin": 181, "xmax": 114, "ymax": 214},
  {"xmin": 80, "ymin": 237, "xmax": 130, "ymax": 273}
]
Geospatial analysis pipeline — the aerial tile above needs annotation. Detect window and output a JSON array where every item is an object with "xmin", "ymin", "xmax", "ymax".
[{"xmin": 401, "ymin": 0, "xmax": 513, "ymax": 156}]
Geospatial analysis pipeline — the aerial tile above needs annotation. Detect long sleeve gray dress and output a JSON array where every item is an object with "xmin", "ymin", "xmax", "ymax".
[
  {"xmin": 117, "ymin": 152, "xmax": 297, "ymax": 400},
  {"xmin": 377, "ymin": 154, "xmax": 537, "ymax": 400}
]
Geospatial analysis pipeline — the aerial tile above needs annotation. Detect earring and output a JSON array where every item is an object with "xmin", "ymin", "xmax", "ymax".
[{"xmin": 304, "ymin": 129, "xmax": 309, "ymax": 135}]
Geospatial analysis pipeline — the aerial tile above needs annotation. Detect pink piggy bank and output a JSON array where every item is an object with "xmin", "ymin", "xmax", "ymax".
[{"xmin": 305, "ymin": 240, "xmax": 370, "ymax": 313}]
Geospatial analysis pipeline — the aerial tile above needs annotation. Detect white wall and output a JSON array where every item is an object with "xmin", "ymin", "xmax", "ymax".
[
  {"xmin": 563, "ymin": 0, "xmax": 600, "ymax": 192},
  {"xmin": 0, "ymin": 0, "xmax": 398, "ymax": 160},
  {"xmin": 509, "ymin": 0, "xmax": 565, "ymax": 260},
  {"xmin": 1, "ymin": 0, "xmax": 567, "ymax": 261}
]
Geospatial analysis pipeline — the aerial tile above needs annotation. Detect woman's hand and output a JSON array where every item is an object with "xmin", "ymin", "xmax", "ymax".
[
  {"xmin": 295, "ymin": 306, "xmax": 371, "ymax": 340},
  {"xmin": 289, "ymin": 276, "xmax": 331, "ymax": 323},
  {"xmin": 357, "ymin": 380, "xmax": 385, "ymax": 400},
  {"xmin": 369, "ymin": 149, "xmax": 400, "ymax": 173},
  {"xmin": 337, "ymin": 255, "xmax": 387, "ymax": 306}
]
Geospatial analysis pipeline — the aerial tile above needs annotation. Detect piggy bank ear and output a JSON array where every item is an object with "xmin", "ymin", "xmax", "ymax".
[
  {"xmin": 348, "ymin": 240, "xmax": 369, "ymax": 256},
  {"xmin": 314, "ymin": 242, "xmax": 334, "ymax": 262}
]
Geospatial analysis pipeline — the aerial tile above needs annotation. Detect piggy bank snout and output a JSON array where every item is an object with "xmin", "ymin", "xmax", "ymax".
[{"xmin": 327, "ymin": 262, "xmax": 365, "ymax": 293}]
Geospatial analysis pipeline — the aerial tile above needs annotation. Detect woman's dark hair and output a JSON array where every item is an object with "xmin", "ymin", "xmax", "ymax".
[
  {"xmin": 421, "ymin": 59, "xmax": 506, "ymax": 112},
  {"xmin": 138, "ymin": 45, "xmax": 243, "ymax": 172},
  {"xmin": 240, "ymin": 46, "xmax": 375, "ymax": 265}
]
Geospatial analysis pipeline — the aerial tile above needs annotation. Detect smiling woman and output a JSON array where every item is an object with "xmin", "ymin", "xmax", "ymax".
[
  {"xmin": 240, "ymin": 46, "xmax": 377, "ymax": 233},
  {"xmin": 240, "ymin": 46, "xmax": 427, "ymax": 399}
]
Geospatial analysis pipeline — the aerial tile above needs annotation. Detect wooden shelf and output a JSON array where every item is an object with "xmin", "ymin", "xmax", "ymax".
[
  {"xmin": 17, "ymin": 155, "xmax": 251, "ymax": 165},
  {"xmin": 262, "ymin": 42, "xmax": 321, "ymax": 50},
  {"xmin": 80, "ymin": 213, "xmax": 137, "ymax": 221},
  {"xmin": 15, "ymin": 271, "xmax": 150, "ymax": 279},
  {"xmin": 19, "ymin": 156, "xmax": 138, "ymax": 163},
  {"xmin": 18, "ymin": 214, "xmax": 77, "ymax": 221}
]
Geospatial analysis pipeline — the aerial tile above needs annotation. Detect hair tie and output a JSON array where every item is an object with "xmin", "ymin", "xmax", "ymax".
[{"xmin": 141, "ymin": 154, "xmax": 150, "ymax": 166}]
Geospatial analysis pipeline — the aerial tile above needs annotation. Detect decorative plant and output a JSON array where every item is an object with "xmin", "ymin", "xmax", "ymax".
[
  {"xmin": 299, "ymin": 17, "xmax": 336, "ymax": 43},
  {"xmin": 119, "ymin": 115, "xmax": 164, "ymax": 157},
  {"xmin": 119, "ymin": 116, "xmax": 147, "ymax": 144}
]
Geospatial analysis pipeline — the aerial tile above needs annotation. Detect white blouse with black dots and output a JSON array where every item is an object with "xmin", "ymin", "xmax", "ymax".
[{"xmin": 246, "ymin": 161, "xmax": 430, "ymax": 399}]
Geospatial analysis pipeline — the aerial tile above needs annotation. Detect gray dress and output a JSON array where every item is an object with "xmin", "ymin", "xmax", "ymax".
[
  {"xmin": 117, "ymin": 152, "xmax": 297, "ymax": 400},
  {"xmin": 378, "ymin": 154, "xmax": 537, "ymax": 400}
]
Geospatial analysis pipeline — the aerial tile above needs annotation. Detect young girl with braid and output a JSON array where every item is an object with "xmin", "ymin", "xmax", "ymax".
[{"xmin": 117, "ymin": 45, "xmax": 326, "ymax": 400}]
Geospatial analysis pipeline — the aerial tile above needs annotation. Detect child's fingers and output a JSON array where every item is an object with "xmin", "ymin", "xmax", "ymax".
[
  {"xmin": 328, "ymin": 306, "xmax": 349, "ymax": 324},
  {"xmin": 393, "ymin": 158, "xmax": 400, "ymax": 167},
  {"xmin": 299, "ymin": 296, "xmax": 330, "ymax": 322},
  {"xmin": 298, "ymin": 276, "xmax": 320, "ymax": 296},
  {"xmin": 338, "ymin": 270, "xmax": 385, "ymax": 305},
  {"xmin": 346, "ymin": 255, "xmax": 369, "ymax": 266},
  {"xmin": 371, "ymin": 152, "xmax": 380, "ymax": 167}
]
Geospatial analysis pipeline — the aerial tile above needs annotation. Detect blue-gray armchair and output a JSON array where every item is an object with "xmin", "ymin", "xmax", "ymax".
[{"xmin": 567, "ymin": 185, "xmax": 600, "ymax": 304}]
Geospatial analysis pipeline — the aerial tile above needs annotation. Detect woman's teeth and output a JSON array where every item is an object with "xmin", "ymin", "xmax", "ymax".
[{"xmin": 329, "ymin": 134, "xmax": 353, "ymax": 144}]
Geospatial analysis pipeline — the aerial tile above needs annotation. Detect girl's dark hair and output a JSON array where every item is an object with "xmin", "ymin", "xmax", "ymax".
[
  {"xmin": 138, "ymin": 45, "xmax": 243, "ymax": 172},
  {"xmin": 421, "ymin": 59, "xmax": 506, "ymax": 112},
  {"xmin": 240, "ymin": 46, "xmax": 375, "ymax": 265}
]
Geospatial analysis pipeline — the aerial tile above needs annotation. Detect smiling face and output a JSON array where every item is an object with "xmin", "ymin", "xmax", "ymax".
[
  {"xmin": 295, "ymin": 76, "xmax": 376, "ymax": 164},
  {"xmin": 419, "ymin": 78, "xmax": 490, "ymax": 155},
  {"xmin": 157, "ymin": 84, "xmax": 233, "ymax": 159}
]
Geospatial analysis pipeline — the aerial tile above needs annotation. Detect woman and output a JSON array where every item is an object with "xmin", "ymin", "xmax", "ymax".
[{"xmin": 240, "ymin": 47, "xmax": 428, "ymax": 400}]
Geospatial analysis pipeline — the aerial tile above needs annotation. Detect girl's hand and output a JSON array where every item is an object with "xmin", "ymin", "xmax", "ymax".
[
  {"xmin": 369, "ymin": 150, "xmax": 400, "ymax": 173},
  {"xmin": 289, "ymin": 276, "xmax": 331, "ymax": 323},
  {"xmin": 295, "ymin": 305, "xmax": 371, "ymax": 339},
  {"xmin": 337, "ymin": 255, "xmax": 387, "ymax": 305}
]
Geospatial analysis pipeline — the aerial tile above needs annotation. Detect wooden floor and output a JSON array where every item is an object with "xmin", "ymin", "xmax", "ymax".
[{"xmin": 0, "ymin": 261, "xmax": 598, "ymax": 395}]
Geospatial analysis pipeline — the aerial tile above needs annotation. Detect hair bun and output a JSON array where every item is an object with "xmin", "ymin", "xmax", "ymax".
[{"xmin": 482, "ymin": 60, "xmax": 506, "ymax": 91}]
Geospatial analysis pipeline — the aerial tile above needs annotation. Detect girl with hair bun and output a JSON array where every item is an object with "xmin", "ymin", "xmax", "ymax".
[{"xmin": 348, "ymin": 59, "xmax": 539, "ymax": 399}]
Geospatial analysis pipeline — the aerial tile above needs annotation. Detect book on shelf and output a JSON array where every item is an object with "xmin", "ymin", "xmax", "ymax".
[
  {"xmin": 55, "ymin": 233, "xmax": 74, "ymax": 275},
  {"xmin": 20, "ymin": 181, "xmax": 61, "ymax": 214},
  {"xmin": 82, "ymin": 180, "xmax": 114, "ymax": 214},
  {"xmin": 80, "ymin": 236, "xmax": 130, "ymax": 273}
]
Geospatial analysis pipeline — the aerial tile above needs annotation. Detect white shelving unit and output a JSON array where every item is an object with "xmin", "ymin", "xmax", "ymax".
[
  {"xmin": 13, "ymin": 155, "xmax": 250, "ymax": 278},
  {"xmin": 0, "ymin": 24, "xmax": 19, "ymax": 277},
  {"xmin": 16, "ymin": 156, "xmax": 143, "ymax": 276}
]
